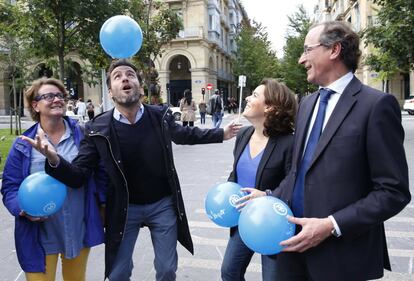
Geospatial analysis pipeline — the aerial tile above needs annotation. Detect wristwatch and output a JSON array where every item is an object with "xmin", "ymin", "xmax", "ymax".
[
  {"xmin": 331, "ymin": 227, "xmax": 340, "ymax": 237},
  {"xmin": 265, "ymin": 189, "xmax": 272, "ymax": 196}
]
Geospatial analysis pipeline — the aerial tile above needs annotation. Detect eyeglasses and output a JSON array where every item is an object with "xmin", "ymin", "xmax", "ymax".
[
  {"xmin": 303, "ymin": 43, "xmax": 323, "ymax": 55},
  {"xmin": 34, "ymin": 92, "xmax": 65, "ymax": 102}
]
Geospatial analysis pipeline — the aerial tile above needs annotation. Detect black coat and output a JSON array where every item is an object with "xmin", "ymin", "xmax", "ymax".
[
  {"xmin": 46, "ymin": 104, "xmax": 224, "ymax": 278},
  {"xmin": 228, "ymin": 126, "xmax": 293, "ymax": 191},
  {"xmin": 228, "ymin": 126, "xmax": 294, "ymax": 242}
]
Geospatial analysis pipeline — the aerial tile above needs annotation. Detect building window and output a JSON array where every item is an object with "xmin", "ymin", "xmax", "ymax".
[{"xmin": 354, "ymin": 4, "xmax": 361, "ymax": 31}]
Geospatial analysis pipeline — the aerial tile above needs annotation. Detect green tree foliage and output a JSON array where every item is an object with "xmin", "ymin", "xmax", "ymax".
[
  {"xmin": 362, "ymin": 0, "xmax": 414, "ymax": 79},
  {"xmin": 232, "ymin": 20, "xmax": 280, "ymax": 90},
  {"xmin": 280, "ymin": 5, "xmax": 317, "ymax": 98},
  {"xmin": 0, "ymin": 2, "xmax": 33, "ymax": 134},
  {"xmin": 17, "ymin": 0, "xmax": 128, "ymax": 81},
  {"xmin": 128, "ymin": 0, "xmax": 182, "ymax": 101}
]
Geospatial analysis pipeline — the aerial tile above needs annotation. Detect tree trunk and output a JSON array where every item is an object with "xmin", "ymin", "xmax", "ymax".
[
  {"xmin": 58, "ymin": 11, "xmax": 66, "ymax": 80},
  {"xmin": 12, "ymin": 75, "xmax": 19, "ymax": 135}
]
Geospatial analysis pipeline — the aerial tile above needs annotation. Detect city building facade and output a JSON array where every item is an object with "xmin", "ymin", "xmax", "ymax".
[
  {"xmin": 0, "ymin": 0, "xmax": 247, "ymax": 116},
  {"xmin": 156, "ymin": 0, "xmax": 246, "ymax": 106},
  {"xmin": 313, "ymin": 0, "xmax": 413, "ymax": 106}
]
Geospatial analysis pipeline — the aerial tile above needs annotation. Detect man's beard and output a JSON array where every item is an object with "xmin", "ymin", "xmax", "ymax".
[{"xmin": 112, "ymin": 92, "xmax": 141, "ymax": 107}]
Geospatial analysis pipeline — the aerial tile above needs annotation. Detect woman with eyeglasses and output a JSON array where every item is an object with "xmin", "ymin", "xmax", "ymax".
[{"xmin": 1, "ymin": 77, "xmax": 105, "ymax": 281}]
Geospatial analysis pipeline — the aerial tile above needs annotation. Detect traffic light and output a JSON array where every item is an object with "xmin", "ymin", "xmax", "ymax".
[{"xmin": 201, "ymin": 88, "xmax": 205, "ymax": 95}]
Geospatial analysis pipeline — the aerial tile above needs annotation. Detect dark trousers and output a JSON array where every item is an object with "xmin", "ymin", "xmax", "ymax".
[
  {"xmin": 200, "ymin": 112, "xmax": 206, "ymax": 124},
  {"xmin": 221, "ymin": 228, "xmax": 278, "ymax": 281},
  {"xmin": 182, "ymin": 121, "xmax": 194, "ymax": 127},
  {"xmin": 87, "ymin": 111, "xmax": 94, "ymax": 120},
  {"xmin": 108, "ymin": 197, "xmax": 177, "ymax": 281},
  {"xmin": 276, "ymin": 252, "xmax": 310, "ymax": 280}
]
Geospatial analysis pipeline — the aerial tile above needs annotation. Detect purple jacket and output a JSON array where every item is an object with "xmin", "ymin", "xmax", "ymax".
[{"xmin": 1, "ymin": 117, "xmax": 105, "ymax": 272}]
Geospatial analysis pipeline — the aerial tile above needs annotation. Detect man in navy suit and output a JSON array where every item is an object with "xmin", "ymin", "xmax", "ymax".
[{"xmin": 274, "ymin": 21, "xmax": 411, "ymax": 280}]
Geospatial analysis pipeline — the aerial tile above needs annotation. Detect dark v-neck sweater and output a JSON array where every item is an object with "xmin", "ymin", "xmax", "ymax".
[{"xmin": 113, "ymin": 111, "xmax": 171, "ymax": 204}]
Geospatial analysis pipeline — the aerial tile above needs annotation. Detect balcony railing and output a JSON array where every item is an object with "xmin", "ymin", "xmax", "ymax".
[
  {"xmin": 217, "ymin": 70, "xmax": 233, "ymax": 81},
  {"xmin": 208, "ymin": 30, "xmax": 222, "ymax": 47},
  {"xmin": 177, "ymin": 27, "xmax": 203, "ymax": 39}
]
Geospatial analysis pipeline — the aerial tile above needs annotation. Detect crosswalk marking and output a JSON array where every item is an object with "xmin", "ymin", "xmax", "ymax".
[
  {"xmin": 386, "ymin": 231, "xmax": 414, "ymax": 238},
  {"xmin": 189, "ymin": 220, "xmax": 222, "ymax": 229},
  {"xmin": 192, "ymin": 235, "xmax": 227, "ymax": 247},
  {"xmin": 179, "ymin": 256, "xmax": 414, "ymax": 275},
  {"xmin": 190, "ymin": 220, "xmax": 414, "ymax": 239},
  {"xmin": 388, "ymin": 249, "xmax": 414, "ymax": 258},
  {"xmin": 387, "ymin": 217, "xmax": 414, "ymax": 223},
  {"xmin": 188, "ymin": 220, "xmax": 414, "ymax": 259},
  {"xmin": 195, "ymin": 209, "xmax": 414, "ymax": 223},
  {"xmin": 190, "ymin": 230, "xmax": 414, "ymax": 259},
  {"xmin": 178, "ymin": 257, "xmax": 261, "ymax": 272}
]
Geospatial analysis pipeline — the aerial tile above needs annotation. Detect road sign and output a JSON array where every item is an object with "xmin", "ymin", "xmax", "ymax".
[
  {"xmin": 238, "ymin": 75, "xmax": 246, "ymax": 87},
  {"xmin": 206, "ymin": 83, "xmax": 213, "ymax": 90}
]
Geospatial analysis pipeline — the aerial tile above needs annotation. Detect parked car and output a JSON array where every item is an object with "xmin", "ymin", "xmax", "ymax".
[
  {"xmin": 170, "ymin": 107, "xmax": 182, "ymax": 121},
  {"xmin": 403, "ymin": 95, "xmax": 414, "ymax": 115}
]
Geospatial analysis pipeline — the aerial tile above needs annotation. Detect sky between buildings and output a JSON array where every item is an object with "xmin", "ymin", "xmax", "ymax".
[{"xmin": 241, "ymin": 0, "xmax": 318, "ymax": 57}]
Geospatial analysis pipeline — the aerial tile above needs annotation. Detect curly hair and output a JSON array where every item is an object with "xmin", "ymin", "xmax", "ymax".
[
  {"xmin": 25, "ymin": 77, "xmax": 68, "ymax": 122},
  {"xmin": 261, "ymin": 79, "xmax": 297, "ymax": 138}
]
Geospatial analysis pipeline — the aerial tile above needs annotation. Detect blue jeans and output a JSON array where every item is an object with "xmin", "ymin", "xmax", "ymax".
[
  {"xmin": 200, "ymin": 112, "xmax": 206, "ymax": 124},
  {"xmin": 212, "ymin": 112, "xmax": 223, "ymax": 128},
  {"xmin": 221, "ymin": 228, "xmax": 277, "ymax": 281},
  {"xmin": 108, "ymin": 197, "xmax": 178, "ymax": 281}
]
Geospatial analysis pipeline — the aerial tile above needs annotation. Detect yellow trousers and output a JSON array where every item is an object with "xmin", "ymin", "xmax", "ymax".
[{"xmin": 25, "ymin": 248, "xmax": 90, "ymax": 281}]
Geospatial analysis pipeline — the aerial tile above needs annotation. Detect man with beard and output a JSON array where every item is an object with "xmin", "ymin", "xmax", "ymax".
[{"xmin": 22, "ymin": 59, "xmax": 241, "ymax": 281}]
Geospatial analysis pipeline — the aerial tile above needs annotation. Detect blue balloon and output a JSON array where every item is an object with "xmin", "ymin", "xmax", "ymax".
[
  {"xmin": 205, "ymin": 182, "xmax": 246, "ymax": 227},
  {"xmin": 18, "ymin": 172, "xmax": 67, "ymax": 217},
  {"xmin": 99, "ymin": 15, "xmax": 143, "ymax": 59},
  {"xmin": 238, "ymin": 196, "xmax": 295, "ymax": 255}
]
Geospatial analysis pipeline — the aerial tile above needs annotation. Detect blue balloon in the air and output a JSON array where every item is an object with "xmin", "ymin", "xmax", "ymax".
[
  {"xmin": 18, "ymin": 172, "xmax": 67, "ymax": 217},
  {"xmin": 205, "ymin": 182, "xmax": 246, "ymax": 227},
  {"xmin": 99, "ymin": 15, "xmax": 143, "ymax": 59},
  {"xmin": 238, "ymin": 196, "xmax": 295, "ymax": 255}
]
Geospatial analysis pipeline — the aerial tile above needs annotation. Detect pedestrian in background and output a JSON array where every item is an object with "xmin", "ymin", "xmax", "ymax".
[
  {"xmin": 75, "ymin": 97, "xmax": 86, "ymax": 117},
  {"xmin": 221, "ymin": 79, "xmax": 297, "ymax": 281},
  {"xmin": 198, "ymin": 99, "xmax": 207, "ymax": 125},
  {"xmin": 66, "ymin": 104, "xmax": 76, "ymax": 117},
  {"xmin": 86, "ymin": 99, "xmax": 95, "ymax": 120},
  {"xmin": 240, "ymin": 21, "xmax": 410, "ymax": 281},
  {"xmin": 209, "ymin": 89, "xmax": 224, "ymax": 128},
  {"xmin": 179, "ymin": 89, "xmax": 196, "ymax": 127},
  {"xmin": 22, "ymin": 59, "xmax": 241, "ymax": 281},
  {"xmin": 1, "ymin": 77, "xmax": 105, "ymax": 281}
]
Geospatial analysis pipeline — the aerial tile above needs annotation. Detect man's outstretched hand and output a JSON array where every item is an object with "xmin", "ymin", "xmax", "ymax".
[
  {"xmin": 20, "ymin": 128, "xmax": 60, "ymax": 166},
  {"xmin": 223, "ymin": 122, "xmax": 242, "ymax": 140}
]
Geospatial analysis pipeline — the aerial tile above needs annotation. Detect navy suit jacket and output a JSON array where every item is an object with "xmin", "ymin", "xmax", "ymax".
[{"xmin": 276, "ymin": 77, "xmax": 411, "ymax": 280}]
